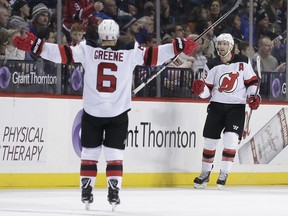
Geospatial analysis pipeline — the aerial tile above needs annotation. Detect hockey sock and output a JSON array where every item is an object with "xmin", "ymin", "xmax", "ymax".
[
  {"xmin": 80, "ymin": 160, "xmax": 97, "ymax": 188},
  {"xmin": 106, "ymin": 160, "xmax": 123, "ymax": 189},
  {"xmin": 202, "ymin": 148, "xmax": 215, "ymax": 163},
  {"xmin": 221, "ymin": 148, "xmax": 236, "ymax": 173}
]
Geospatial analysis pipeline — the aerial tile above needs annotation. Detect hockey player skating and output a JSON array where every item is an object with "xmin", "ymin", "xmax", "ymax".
[
  {"xmin": 192, "ymin": 33, "xmax": 260, "ymax": 189},
  {"xmin": 13, "ymin": 20, "xmax": 197, "ymax": 210}
]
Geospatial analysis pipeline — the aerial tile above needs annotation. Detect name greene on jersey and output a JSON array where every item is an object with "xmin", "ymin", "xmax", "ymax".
[{"xmin": 94, "ymin": 50, "xmax": 124, "ymax": 62}]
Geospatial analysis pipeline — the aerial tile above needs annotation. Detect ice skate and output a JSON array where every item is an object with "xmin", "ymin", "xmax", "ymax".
[
  {"xmin": 81, "ymin": 178, "xmax": 93, "ymax": 210},
  {"xmin": 193, "ymin": 170, "xmax": 212, "ymax": 189},
  {"xmin": 217, "ymin": 170, "xmax": 228, "ymax": 190},
  {"xmin": 107, "ymin": 179, "xmax": 120, "ymax": 211}
]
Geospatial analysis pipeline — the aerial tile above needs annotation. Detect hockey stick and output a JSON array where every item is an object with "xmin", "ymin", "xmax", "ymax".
[
  {"xmin": 133, "ymin": 0, "xmax": 242, "ymax": 95},
  {"xmin": 243, "ymin": 56, "xmax": 262, "ymax": 138}
]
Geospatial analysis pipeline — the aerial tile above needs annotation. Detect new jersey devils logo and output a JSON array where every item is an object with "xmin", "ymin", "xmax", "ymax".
[{"xmin": 218, "ymin": 72, "xmax": 239, "ymax": 93}]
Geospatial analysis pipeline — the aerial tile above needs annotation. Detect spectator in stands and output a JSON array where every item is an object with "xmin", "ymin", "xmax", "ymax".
[
  {"xmin": 27, "ymin": 0, "xmax": 57, "ymax": 15},
  {"xmin": 194, "ymin": 18, "xmax": 217, "ymax": 59},
  {"xmin": 137, "ymin": 16, "xmax": 154, "ymax": 34},
  {"xmin": 70, "ymin": 23, "xmax": 85, "ymax": 46},
  {"xmin": 163, "ymin": 24, "xmax": 185, "ymax": 41},
  {"xmin": 37, "ymin": 26, "xmax": 56, "ymax": 43},
  {"xmin": 238, "ymin": 41, "xmax": 255, "ymax": 57},
  {"xmin": 208, "ymin": 0, "xmax": 224, "ymax": 36},
  {"xmin": 187, "ymin": 34, "xmax": 208, "ymax": 74},
  {"xmin": 93, "ymin": 0, "xmax": 119, "ymax": 21},
  {"xmin": 264, "ymin": 0, "xmax": 283, "ymax": 25},
  {"xmin": 63, "ymin": 0, "xmax": 103, "ymax": 43},
  {"xmin": 221, "ymin": 13, "xmax": 244, "ymax": 41},
  {"xmin": 255, "ymin": 9, "xmax": 276, "ymax": 41},
  {"xmin": 48, "ymin": 11, "xmax": 57, "ymax": 32},
  {"xmin": 160, "ymin": 0, "xmax": 176, "ymax": 33},
  {"xmin": 161, "ymin": 26, "xmax": 195, "ymax": 97},
  {"xmin": 5, "ymin": 29, "xmax": 26, "ymax": 60},
  {"xmin": 161, "ymin": 33, "xmax": 173, "ymax": 44},
  {"xmin": 142, "ymin": 1, "xmax": 155, "ymax": 18},
  {"xmin": 116, "ymin": 0, "xmax": 140, "ymax": 17},
  {"xmin": 0, "ymin": 4, "xmax": 9, "ymax": 31},
  {"xmin": 29, "ymin": 3, "xmax": 50, "ymax": 35},
  {"xmin": 8, "ymin": 0, "xmax": 30, "ymax": 30},
  {"xmin": 271, "ymin": 35, "xmax": 286, "ymax": 64},
  {"xmin": 182, "ymin": 23, "xmax": 192, "ymax": 38},
  {"xmin": 145, "ymin": 33, "xmax": 157, "ymax": 47},
  {"xmin": 0, "ymin": 29, "xmax": 9, "ymax": 60},
  {"xmin": 118, "ymin": 15, "xmax": 148, "ymax": 46},
  {"xmin": 239, "ymin": 0, "xmax": 259, "ymax": 45},
  {"xmin": 188, "ymin": 6, "xmax": 210, "ymax": 23},
  {"xmin": 0, "ymin": 0, "xmax": 9, "ymax": 9},
  {"xmin": 254, "ymin": 36, "xmax": 285, "ymax": 72}
]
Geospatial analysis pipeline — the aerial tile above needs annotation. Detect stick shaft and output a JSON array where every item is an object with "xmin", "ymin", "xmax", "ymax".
[
  {"xmin": 133, "ymin": 0, "xmax": 242, "ymax": 95},
  {"xmin": 243, "ymin": 55, "xmax": 262, "ymax": 137}
]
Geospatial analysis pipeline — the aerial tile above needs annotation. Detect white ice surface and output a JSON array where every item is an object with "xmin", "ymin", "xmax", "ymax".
[{"xmin": 0, "ymin": 186, "xmax": 287, "ymax": 216}]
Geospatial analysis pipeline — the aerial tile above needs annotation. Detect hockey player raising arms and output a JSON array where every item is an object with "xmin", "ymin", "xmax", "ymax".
[
  {"xmin": 192, "ymin": 33, "xmax": 260, "ymax": 189},
  {"xmin": 13, "ymin": 20, "xmax": 197, "ymax": 210}
]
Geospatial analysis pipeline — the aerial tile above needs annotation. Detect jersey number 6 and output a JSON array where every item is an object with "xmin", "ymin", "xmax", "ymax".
[{"xmin": 97, "ymin": 62, "xmax": 117, "ymax": 93}]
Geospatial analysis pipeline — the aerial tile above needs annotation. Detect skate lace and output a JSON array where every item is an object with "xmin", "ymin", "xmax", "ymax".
[
  {"xmin": 199, "ymin": 171, "xmax": 210, "ymax": 180},
  {"xmin": 218, "ymin": 172, "xmax": 228, "ymax": 181}
]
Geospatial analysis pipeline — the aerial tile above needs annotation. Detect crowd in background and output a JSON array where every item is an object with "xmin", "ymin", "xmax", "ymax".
[{"xmin": 0, "ymin": 0, "xmax": 287, "ymax": 96}]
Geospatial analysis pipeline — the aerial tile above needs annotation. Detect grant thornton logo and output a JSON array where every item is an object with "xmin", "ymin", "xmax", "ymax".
[
  {"xmin": 71, "ymin": 109, "xmax": 83, "ymax": 158},
  {"xmin": 70, "ymin": 69, "xmax": 83, "ymax": 91},
  {"xmin": 0, "ymin": 66, "xmax": 11, "ymax": 89}
]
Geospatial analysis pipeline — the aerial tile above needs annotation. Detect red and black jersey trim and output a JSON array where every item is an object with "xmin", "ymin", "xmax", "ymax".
[
  {"xmin": 59, "ymin": 45, "xmax": 74, "ymax": 64},
  {"xmin": 244, "ymin": 76, "xmax": 258, "ymax": 88},
  {"xmin": 143, "ymin": 47, "xmax": 158, "ymax": 66},
  {"xmin": 206, "ymin": 83, "xmax": 213, "ymax": 92}
]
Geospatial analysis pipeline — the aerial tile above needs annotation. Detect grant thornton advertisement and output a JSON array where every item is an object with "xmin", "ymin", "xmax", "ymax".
[{"xmin": 0, "ymin": 97, "xmax": 288, "ymax": 176}]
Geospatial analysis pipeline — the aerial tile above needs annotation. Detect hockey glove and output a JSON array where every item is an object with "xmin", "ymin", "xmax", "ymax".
[
  {"xmin": 247, "ymin": 95, "xmax": 261, "ymax": 110},
  {"xmin": 173, "ymin": 37, "xmax": 197, "ymax": 56},
  {"xmin": 192, "ymin": 79, "xmax": 205, "ymax": 95},
  {"xmin": 13, "ymin": 32, "xmax": 44, "ymax": 56}
]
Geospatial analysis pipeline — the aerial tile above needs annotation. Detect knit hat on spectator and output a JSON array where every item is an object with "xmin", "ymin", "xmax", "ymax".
[
  {"xmin": 256, "ymin": 9, "xmax": 269, "ymax": 23},
  {"xmin": 12, "ymin": 0, "xmax": 28, "ymax": 12},
  {"xmin": 119, "ymin": 15, "xmax": 137, "ymax": 32},
  {"xmin": 144, "ymin": 1, "xmax": 154, "ymax": 9},
  {"xmin": 32, "ymin": 3, "xmax": 49, "ymax": 20}
]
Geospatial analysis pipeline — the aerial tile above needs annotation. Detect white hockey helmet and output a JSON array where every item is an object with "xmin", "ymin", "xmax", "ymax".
[
  {"xmin": 98, "ymin": 19, "xmax": 120, "ymax": 41},
  {"xmin": 216, "ymin": 33, "xmax": 234, "ymax": 57}
]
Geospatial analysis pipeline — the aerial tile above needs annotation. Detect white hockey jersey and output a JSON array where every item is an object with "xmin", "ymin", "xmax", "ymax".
[
  {"xmin": 40, "ymin": 41, "xmax": 176, "ymax": 117},
  {"xmin": 200, "ymin": 55, "xmax": 258, "ymax": 104}
]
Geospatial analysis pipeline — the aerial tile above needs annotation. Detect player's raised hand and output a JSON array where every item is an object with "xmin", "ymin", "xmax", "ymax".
[
  {"xmin": 173, "ymin": 38, "xmax": 197, "ymax": 56},
  {"xmin": 13, "ymin": 31, "xmax": 44, "ymax": 56}
]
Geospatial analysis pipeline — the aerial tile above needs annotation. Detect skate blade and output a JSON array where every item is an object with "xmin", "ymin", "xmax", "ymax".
[
  {"xmin": 84, "ymin": 201, "xmax": 91, "ymax": 210},
  {"xmin": 111, "ymin": 203, "xmax": 118, "ymax": 212},
  {"xmin": 217, "ymin": 184, "xmax": 224, "ymax": 190},
  {"xmin": 194, "ymin": 182, "xmax": 207, "ymax": 189}
]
